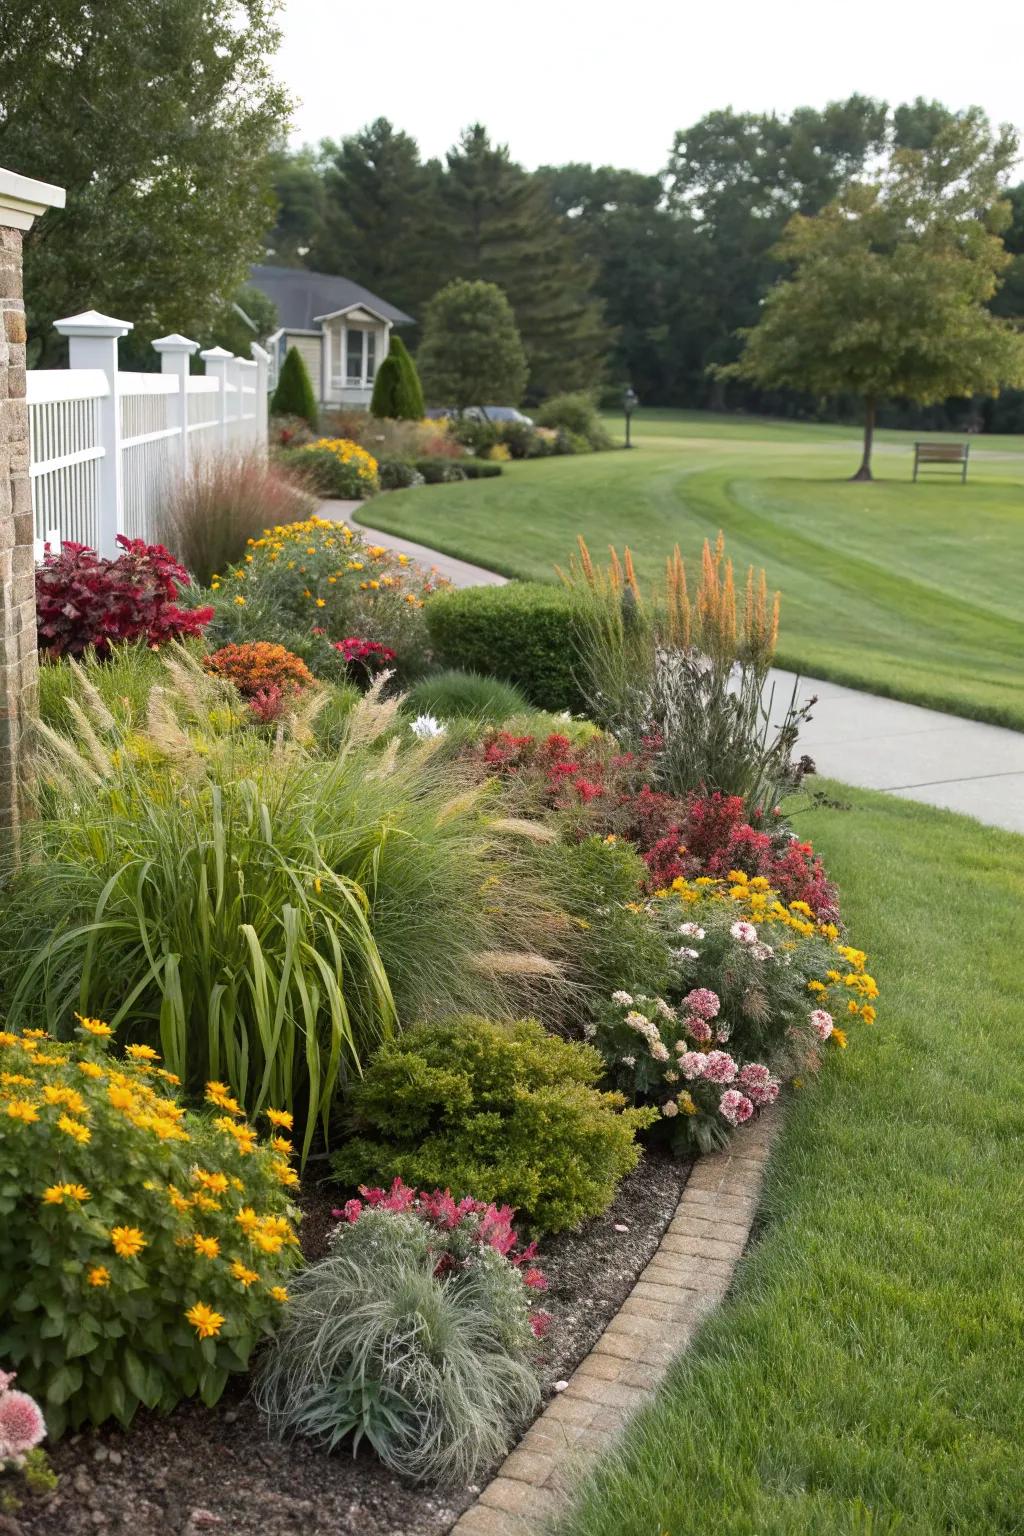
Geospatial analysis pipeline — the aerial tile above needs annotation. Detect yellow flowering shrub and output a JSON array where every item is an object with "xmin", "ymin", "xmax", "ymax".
[
  {"xmin": 213, "ymin": 515, "xmax": 448, "ymax": 680},
  {"xmin": 0, "ymin": 1019, "xmax": 300, "ymax": 1435},
  {"xmin": 290, "ymin": 437, "xmax": 380, "ymax": 498}
]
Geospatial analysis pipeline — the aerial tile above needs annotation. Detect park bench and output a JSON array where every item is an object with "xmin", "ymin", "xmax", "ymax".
[{"xmin": 912, "ymin": 441, "xmax": 970, "ymax": 482}]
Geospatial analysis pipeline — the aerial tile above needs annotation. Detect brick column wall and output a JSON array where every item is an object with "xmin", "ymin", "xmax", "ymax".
[
  {"xmin": 0, "ymin": 166, "xmax": 64, "ymax": 854},
  {"xmin": 0, "ymin": 220, "xmax": 34, "ymax": 844}
]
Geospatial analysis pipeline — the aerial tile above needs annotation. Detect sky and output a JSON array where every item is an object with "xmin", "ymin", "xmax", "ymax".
[{"xmin": 275, "ymin": 0, "xmax": 1024, "ymax": 172}]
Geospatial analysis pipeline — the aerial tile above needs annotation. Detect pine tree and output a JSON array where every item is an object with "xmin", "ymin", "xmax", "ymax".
[
  {"xmin": 271, "ymin": 347, "xmax": 318, "ymax": 429},
  {"xmin": 440, "ymin": 126, "xmax": 610, "ymax": 398},
  {"xmin": 389, "ymin": 335, "xmax": 425, "ymax": 418},
  {"xmin": 308, "ymin": 119, "xmax": 444, "ymax": 321}
]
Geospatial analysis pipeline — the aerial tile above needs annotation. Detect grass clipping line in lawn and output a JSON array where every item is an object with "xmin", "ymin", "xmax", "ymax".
[{"xmin": 552, "ymin": 782, "xmax": 1024, "ymax": 1536}]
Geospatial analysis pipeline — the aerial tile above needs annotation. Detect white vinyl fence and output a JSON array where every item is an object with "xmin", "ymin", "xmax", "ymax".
[{"xmin": 27, "ymin": 310, "xmax": 269, "ymax": 558}]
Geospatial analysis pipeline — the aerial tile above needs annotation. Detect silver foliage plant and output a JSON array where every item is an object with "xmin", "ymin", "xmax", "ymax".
[{"xmin": 254, "ymin": 1208, "xmax": 542, "ymax": 1485}]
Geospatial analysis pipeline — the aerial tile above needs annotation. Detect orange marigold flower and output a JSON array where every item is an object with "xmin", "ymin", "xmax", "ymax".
[
  {"xmin": 186, "ymin": 1301, "xmax": 224, "ymax": 1339},
  {"xmin": 110, "ymin": 1226, "xmax": 147, "ymax": 1259},
  {"xmin": 88, "ymin": 1266, "xmax": 111, "ymax": 1288}
]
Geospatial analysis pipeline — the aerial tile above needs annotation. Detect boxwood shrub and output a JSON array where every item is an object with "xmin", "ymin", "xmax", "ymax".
[
  {"xmin": 425, "ymin": 582, "xmax": 584, "ymax": 712},
  {"xmin": 331, "ymin": 1016, "xmax": 656, "ymax": 1233}
]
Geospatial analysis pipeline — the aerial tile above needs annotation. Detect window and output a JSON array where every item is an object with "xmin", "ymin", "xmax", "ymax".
[
  {"xmin": 366, "ymin": 330, "xmax": 376, "ymax": 381},
  {"xmin": 346, "ymin": 329, "xmax": 364, "ymax": 384}
]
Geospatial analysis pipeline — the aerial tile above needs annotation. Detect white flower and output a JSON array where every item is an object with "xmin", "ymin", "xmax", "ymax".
[
  {"xmin": 679, "ymin": 923, "xmax": 705, "ymax": 940},
  {"xmin": 410, "ymin": 712, "xmax": 445, "ymax": 740},
  {"xmin": 621, "ymin": 1054, "xmax": 636, "ymax": 1067},
  {"xmin": 673, "ymin": 946, "xmax": 700, "ymax": 961},
  {"xmin": 751, "ymin": 942, "xmax": 775, "ymax": 961},
  {"xmin": 661, "ymin": 1100, "xmax": 680, "ymax": 1118},
  {"xmin": 655, "ymin": 998, "xmax": 675, "ymax": 1020},
  {"xmin": 583, "ymin": 1022, "xmax": 596, "ymax": 1038},
  {"xmin": 730, "ymin": 920, "xmax": 758, "ymax": 944},
  {"xmin": 611, "ymin": 990, "xmax": 634, "ymax": 1007},
  {"xmin": 650, "ymin": 1041, "xmax": 670, "ymax": 1062}
]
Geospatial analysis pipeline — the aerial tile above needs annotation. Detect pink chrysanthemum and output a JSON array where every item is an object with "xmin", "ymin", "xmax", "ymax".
[
  {"xmin": 702, "ymin": 1050, "xmax": 738, "ymax": 1084},
  {"xmin": 0, "ymin": 1388, "xmax": 46, "ymax": 1457},
  {"xmin": 679, "ymin": 1050, "xmax": 708, "ymax": 1080},
  {"xmin": 682, "ymin": 987, "xmax": 720, "ymax": 1019},
  {"xmin": 685, "ymin": 1015, "xmax": 713, "ymax": 1042},
  {"xmin": 719, "ymin": 1089, "xmax": 755, "ymax": 1126},
  {"xmin": 809, "ymin": 1008, "xmax": 834, "ymax": 1041},
  {"xmin": 730, "ymin": 920, "xmax": 758, "ymax": 945}
]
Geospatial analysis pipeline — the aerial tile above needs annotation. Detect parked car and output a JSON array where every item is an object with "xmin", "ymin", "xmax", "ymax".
[{"xmin": 425, "ymin": 406, "xmax": 534, "ymax": 426}]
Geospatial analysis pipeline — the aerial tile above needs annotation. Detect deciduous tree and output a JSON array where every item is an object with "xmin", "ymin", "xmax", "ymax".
[
  {"xmin": 722, "ymin": 113, "xmax": 1024, "ymax": 478},
  {"xmin": 417, "ymin": 280, "xmax": 527, "ymax": 413}
]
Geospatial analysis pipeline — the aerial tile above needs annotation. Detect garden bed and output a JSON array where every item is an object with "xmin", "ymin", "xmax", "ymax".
[{"xmin": 18, "ymin": 1153, "xmax": 690, "ymax": 1536}]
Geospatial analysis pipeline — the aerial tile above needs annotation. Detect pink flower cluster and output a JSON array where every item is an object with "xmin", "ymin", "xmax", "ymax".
[
  {"xmin": 809, "ymin": 1008, "xmax": 834, "ymax": 1041},
  {"xmin": 730, "ymin": 920, "xmax": 758, "ymax": 945},
  {"xmin": 738, "ymin": 1062, "xmax": 781, "ymax": 1106},
  {"xmin": 0, "ymin": 1367, "xmax": 45, "ymax": 1462},
  {"xmin": 719, "ymin": 1089, "xmax": 755, "ymax": 1125},
  {"xmin": 682, "ymin": 988, "xmax": 720, "ymax": 1019}
]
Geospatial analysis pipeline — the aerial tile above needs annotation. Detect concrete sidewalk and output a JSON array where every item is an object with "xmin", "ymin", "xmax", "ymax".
[{"xmin": 324, "ymin": 500, "xmax": 1024, "ymax": 835}]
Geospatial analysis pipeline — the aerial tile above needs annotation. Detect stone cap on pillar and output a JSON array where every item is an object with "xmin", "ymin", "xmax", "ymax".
[
  {"xmin": 153, "ymin": 333, "xmax": 199, "ymax": 356},
  {"xmin": 53, "ymin": 310, "xmax": 133, "ymax": 340},
  {"xmin": 0, "ymin": 165, "xmax": 66, "ymax": 231}
]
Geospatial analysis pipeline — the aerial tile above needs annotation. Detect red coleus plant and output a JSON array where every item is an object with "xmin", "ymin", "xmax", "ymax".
[
  {"xmin": 36, "ymin": 536, "xmax": 213, "ymax": 660},
  {"xmin": 334, "ymin": 1178, "xmax": 549, "ymax": 1335}
]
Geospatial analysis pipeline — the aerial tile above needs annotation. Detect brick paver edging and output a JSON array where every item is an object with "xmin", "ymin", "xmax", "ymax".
[{"xmin": 451, "ymin": 1112, "xmax": 780, "ymax": 1535}]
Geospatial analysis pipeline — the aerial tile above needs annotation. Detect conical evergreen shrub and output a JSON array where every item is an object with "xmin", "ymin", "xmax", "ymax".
[
  {"xmin": 370, "ymin": 353, "xmax": 403, "ymax": 418},
  {"xmin": 270, "ymin": 346, "xmax": 318, "ymax": 429},
  {"xmin": 390, "ymin": 335, "xmax": 425, "ymax": 419}
]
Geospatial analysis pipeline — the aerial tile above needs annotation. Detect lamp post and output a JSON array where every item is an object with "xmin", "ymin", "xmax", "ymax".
[{"xmin": 623, "ymin": 385, "xmax": 638, "ymax": 448}]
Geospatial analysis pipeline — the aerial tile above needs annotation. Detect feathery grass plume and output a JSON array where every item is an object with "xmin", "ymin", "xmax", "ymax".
[
  {"xmin": 66, "ymin": 659, "xmax": 116, "ymax": 734},
  {"xmin": 63, "ymin": 695, "xmax": 114, "ymax": 778},
  {"xmin": 488, "ymin": 816, "xmax": 558, "ymax": 844},
  {"xmin": 472, "ymin": 951, "xmax": 563, "ymax": 977},
  {"xmin": 31, "ymin": 718, "xmax": 104, "ymax": 788},
  {"xmin": 344, "ymin": 670, "xmax": 403, "ymax": 752}
]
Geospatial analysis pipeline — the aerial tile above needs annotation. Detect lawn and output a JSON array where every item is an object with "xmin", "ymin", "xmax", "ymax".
[
  {"xmin": 551, "ymin": 783, "xmax": 1024, "ymax": 1536},
  {"xmin": 366, "ymin": 412, "xmax": 1024, "ymax": 728}
]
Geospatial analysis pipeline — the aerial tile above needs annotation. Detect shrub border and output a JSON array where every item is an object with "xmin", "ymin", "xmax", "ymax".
[{"xmin": 450, "ymin": 1112, "xmax": 780, "ymax": 1534}]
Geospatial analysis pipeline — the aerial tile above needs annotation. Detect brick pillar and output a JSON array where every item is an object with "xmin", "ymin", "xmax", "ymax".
[{"xmin": 0, "ymin": 166, "xmax": 65, "ymax": 850}]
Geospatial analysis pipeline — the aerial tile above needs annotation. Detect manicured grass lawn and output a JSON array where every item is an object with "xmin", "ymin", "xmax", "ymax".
[
  {"xmin": 551, "ymin": 782, "xmax": 1024, "ymax": 1536},
  {"xmin": 366, "ymin": 413, "xmax": 1024, "ymax": 728}
]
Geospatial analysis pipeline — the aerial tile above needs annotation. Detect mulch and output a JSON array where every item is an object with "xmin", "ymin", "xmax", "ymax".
[{"xmin": 16, "ymin": 1150, "xmax": 691, "ymax": 1536}]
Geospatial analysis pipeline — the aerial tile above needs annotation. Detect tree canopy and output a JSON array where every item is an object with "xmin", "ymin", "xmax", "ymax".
[
  {"xmin": 417, "ymin": 280, "xmax": 528, "ymax": 412},
  {"xmin": 0, "ymin": 0, "xmax": 292, "ymax": 363},
  {"xmin": 723, "ymin": 112, "xmax": 1024, "ymax": 477}
]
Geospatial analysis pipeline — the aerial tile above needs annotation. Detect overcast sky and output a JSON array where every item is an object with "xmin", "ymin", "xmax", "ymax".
[{"xmin": 275, "ymin": 0, "xmax": 1024, "ymax": 172}]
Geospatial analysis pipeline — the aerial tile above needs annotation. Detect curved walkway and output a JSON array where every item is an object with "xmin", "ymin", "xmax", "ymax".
[{"xmin": 323, "ymin": 500, "xmax": 1024, "ymax": 835}]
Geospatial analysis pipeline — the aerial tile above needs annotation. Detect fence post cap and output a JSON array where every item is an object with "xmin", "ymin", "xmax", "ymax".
[
  {"xmin": 152, "ymin": 333, "xmax": 199, "ymax": 355},
  {"xmin": 53, "ymin": 309, "xmax": 133, "ymax": 338},
  {"xmin": 199, "ymin": 345, "xmax": 234, "ymax": 362}
]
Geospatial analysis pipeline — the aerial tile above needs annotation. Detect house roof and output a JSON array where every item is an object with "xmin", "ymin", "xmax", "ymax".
[{"xmin": 249, "ymin": 264, "xmax": 414, "ymax": 331}]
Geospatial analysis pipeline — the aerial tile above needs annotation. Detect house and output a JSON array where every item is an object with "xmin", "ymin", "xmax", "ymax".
[{"xmin": 248, "ymin": 264, "xmax": 414, "ymax": 408}]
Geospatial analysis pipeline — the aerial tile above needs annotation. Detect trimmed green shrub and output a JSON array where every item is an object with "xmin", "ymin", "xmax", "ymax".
[
  {"xmin": 459, "ymin": 460, "xmax": 503, "ymax": 479},
  {"xmin": 426, "ymin": 582, "xmax": 584, "ymax": 712},
  {"xmin": 255, "ymin": 1195, "xmax": 541, "ymax": 1484},
  {"xmin": 535, "ymin": 392, "xmax": 612, "ymax": 451},
  {"xmin": 332, "ymin": 1016, "xmax": 656, "ymax": 1233},
  {"xmin": 413, "ymin": 458, "xmax": 467, "ymax": 484},
  {"xmin": 451, "ymin": 418, "xmax": 498, "ymax": 456},
  {"xmin": 378, "ymin": 459, "xmax": 426, "ymax": 491},
  {"xmin": 270, "ymin": 347, "xmax": 318, "ymax": 430},
  {"xmin": 404, "ymin": 669, "xmax": 530, "ymax": 722}
]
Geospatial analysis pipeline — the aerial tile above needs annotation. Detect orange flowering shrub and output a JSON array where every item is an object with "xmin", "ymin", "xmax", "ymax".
[
  {"xmin": 0, "ymin": 1019, "xmax": 300, "ymax": 1435},
  {"xmin": 203, "ymin": 641, "xmax": 314, "ymax": 699}
]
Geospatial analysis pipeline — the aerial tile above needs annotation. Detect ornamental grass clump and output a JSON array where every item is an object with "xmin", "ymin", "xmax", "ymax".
[
  {"xmin": 0, "ymin": 661, "xmax": 570, "ymax": 1156},
  {"xmin": 332, "ymin": 1016, "xmax": 656, "ymax": 1234},
  {"xmin": 256, "ymin": 1179, "xmax": 544, "ymax": 1485},
  {"xmin": 0, "ymin": 1019, "xmax": 299, "ymax": 1435},
  {"xmin": 593, "ymin": 868, "xmax": 878, "ymax": 1151},
  {"xmin": 560, "ymin": 532, "xmax": 810, "ymax": 813}
]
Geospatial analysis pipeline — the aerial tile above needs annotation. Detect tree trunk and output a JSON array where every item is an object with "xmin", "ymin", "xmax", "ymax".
[{"xmin": 850, "ymin": 396, "xmax": 876, "ymax": 481}]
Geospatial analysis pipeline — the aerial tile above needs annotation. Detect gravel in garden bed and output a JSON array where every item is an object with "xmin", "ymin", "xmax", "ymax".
[{"xmin": 18, "ymin": 1150, "xmax": 690, "ymax": 1536}]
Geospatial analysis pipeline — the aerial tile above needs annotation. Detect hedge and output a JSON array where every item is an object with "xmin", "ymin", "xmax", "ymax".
[{"xmin": 425, "ymin": 582, "xmax": 584, "ymax": 712}]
